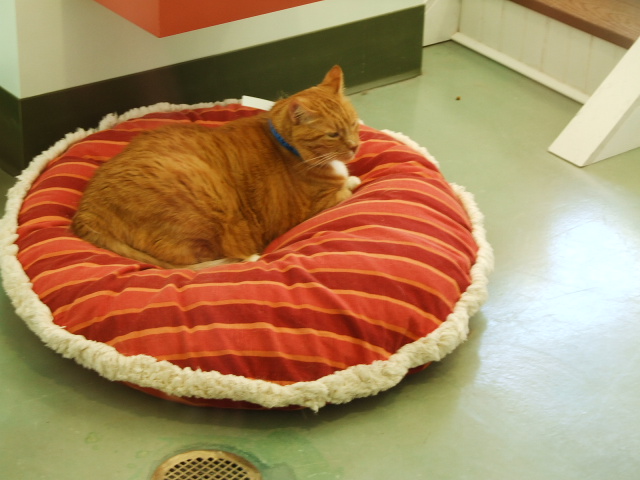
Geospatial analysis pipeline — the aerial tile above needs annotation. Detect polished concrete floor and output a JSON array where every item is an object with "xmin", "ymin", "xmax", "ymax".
[{"xmin": 2, "ymin": 41, "xmax": 639, "ymax": 480}]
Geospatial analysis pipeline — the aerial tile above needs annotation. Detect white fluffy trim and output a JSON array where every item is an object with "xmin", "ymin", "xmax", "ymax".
[{"xmin": 0, "ymin": 102, "xmax": 493, "ymax": 411}]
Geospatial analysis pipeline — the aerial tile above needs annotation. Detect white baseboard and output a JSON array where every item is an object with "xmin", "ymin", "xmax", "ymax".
[{"xmin": 451, "ymin": 32, "xmax": 589, "ymax": 103}]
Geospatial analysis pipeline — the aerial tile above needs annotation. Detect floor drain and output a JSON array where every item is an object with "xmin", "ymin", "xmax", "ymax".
[{"xmin": 152, "ymin": 450, "xmax": 262, "ymax": 480}]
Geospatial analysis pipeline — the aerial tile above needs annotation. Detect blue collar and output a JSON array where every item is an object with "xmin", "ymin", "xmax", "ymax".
[{"xmin": 268, "ymin": 119, "xmax": 301, "ymax": 157}]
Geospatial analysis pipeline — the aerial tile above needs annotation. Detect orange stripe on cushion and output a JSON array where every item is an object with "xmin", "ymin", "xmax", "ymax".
[
  {"xmin": 335, "ymin": 225, "xmax": 474, "ymax": 260},
  {"xmin": 362, "ymin": 162, "xmax": 444, "ymax": 182},
  {"xmin": 19, "ymin": 197, "xmax": 83, "ymax": 215},
  {"xmin": 63, "ymin": 296, "xmax": 423, "ymax": 341},
  {"xmin": 30, "ymin": 261, "xmax": 195, "ymax": 296},
  {"xmin": 154, "ymin": 349, "xmax": 351, "ymax": 370},
  {"xmin": 19, "ymin": 203, "xmax": 78, "ymax": 219},
  {"xmin": 364, "ymin": 179, "xmax": 470, "ymax": 215},
  {"xmin": 116, "ymin": 118, "xmax": 191, "ymax": 128},
  {"xmin": 18, "ymin": 236, "xmax": 87, "ymax": 258},
  {"xmin": 268, "ymin": 209, "xmax": 472, "ymax": 255},
  {"xmin": 18, "ymin": 215, "xmax": 71, "ymax": 229},
  {"xmin": 107, "ymin": 322, "xmax": 393, "ymax": 358},
  {"xmin": 71, "ymin": 139, "xmax": 130, "ymax": 147},
  {"xmin": 31, "ymin": 170, "xmax": 94, "ymax": 190},
  {"xmin": 22, "ymin": 249, "xmax": 102, "ymax": 272},
  {"xmin": 30, "ymin": 262, "xmax": 135, "ymax": 285},
  {"xmin": 230, "ymin": 261, "xmax": 457, "ymax": 310},
  {"xmin": 22, "ymin": 186, "xmax": 83, "ymax": 199},
  {"xmin": 33, "ymin": 254, "xmax": 456, "ymax": 309},
  {"xmin": 281, "ymin": 251, "xmax": 461, "ymax": 295},
  {"xmin": 343, "ymin": 198, "xmax": 469, "ymax": 229},
  {"xmin": 267, "ymin": 249, "xmax": 462, "ymax": 291},
  {"xmin": 44, "ymin": 246, "xmax": 460, "ymax": 294}
]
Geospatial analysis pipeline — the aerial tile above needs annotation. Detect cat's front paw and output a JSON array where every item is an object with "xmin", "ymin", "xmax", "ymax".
[{"xmin": 346, "ymin": 176, "xmax": 361, "ymax": 191}]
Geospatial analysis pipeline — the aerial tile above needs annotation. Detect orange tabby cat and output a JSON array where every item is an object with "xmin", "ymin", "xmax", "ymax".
[{"xmin": 71, "ymin": 65, "xmax": 361, "ymax": 269}]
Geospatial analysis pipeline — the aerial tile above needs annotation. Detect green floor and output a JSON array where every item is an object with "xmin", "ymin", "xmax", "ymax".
[{"xmin": 2, "ymin": 42, "xmax": 639, "ymax": 479}]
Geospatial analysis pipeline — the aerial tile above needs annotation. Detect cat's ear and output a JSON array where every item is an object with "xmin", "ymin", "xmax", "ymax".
[
  {"xmin": 289, "ymin": 99, "xmax": 318, "ymax": 125},
  {"xmin": 320, "ymin": 65, "xmax": 344, "ymax": 94}
]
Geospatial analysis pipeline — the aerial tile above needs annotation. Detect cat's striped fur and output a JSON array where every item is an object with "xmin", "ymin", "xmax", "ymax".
[{"xmin": 71, "ymin": 66, "xmax": 361, "ymax": 269}]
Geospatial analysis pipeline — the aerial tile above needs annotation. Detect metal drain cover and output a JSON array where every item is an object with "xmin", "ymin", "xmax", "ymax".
[{"xmin": 152, "ymin": 450, "xmax": 262, "ymax": 480}]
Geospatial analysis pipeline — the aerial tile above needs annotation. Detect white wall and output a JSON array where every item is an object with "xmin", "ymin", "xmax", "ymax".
[
  {"xmin": 455, "ymin": 0, "xmax": 625, "ymax": 102},
  {"xmin": 5, "ymin": 0, "xmax": 423, "ymax": 99},
  {"xmin": 0, "ymin": 0, "xmax": 20, "ymax": 97},
  {"xmin": 423, "ymin": 0, "xmax": 460, "ymax": 46}
]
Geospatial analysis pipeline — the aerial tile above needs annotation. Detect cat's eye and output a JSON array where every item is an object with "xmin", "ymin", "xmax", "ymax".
[{"xmin": 327, "ymin": 131, "xmax": 340, "ymax": 138}]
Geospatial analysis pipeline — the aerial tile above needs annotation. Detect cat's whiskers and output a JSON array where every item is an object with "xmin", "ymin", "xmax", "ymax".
[{"xmin": 303, "ymin": 152, "xmax": 339, "ymax": 171}]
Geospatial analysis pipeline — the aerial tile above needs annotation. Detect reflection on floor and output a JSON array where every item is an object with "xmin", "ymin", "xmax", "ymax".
[{"xmin": 1, "ymin": 41, "xmax": 639, "ymax": 480}]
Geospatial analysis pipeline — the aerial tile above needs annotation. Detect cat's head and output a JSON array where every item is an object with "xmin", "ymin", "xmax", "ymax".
[{"xmin": 280, "ymin": 66, "xmax": 360, "ymax": 167}]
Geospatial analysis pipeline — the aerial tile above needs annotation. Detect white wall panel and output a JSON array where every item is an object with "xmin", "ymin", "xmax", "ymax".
[
  {"xmin": 481, "ymin": 0, "xmax": 504, "ymax": 51},
  {"xmin": 459, "ymin": 0, "xmax": 483, "ymax": 40},
  {"xmin": 563, "ymin": 28, "xmax": 592, "ymax": 93},
  {"xmin": 423, "ymin": 0, "xmax": 461, "ymax": 46},
  {"xmin": 585, "ymin": 37, "xmax": 626, "ymax": 93},
  {"xmin": 499, "ymin": 0, "xmax": 526, "ymax": 60},
  {"xmin": 541, "ymin": 20, "xmax": 570, "ymax": 82},
  {"xmin": 520, "ymin": 7, "xmax": 548, "ymax": 70},
  {"xmin": 457, "ymin": 0, "xmax": 627, "ymax": 102}
]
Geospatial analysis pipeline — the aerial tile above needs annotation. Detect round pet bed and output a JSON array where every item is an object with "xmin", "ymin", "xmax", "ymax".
[{"xmin": 0, "ymin": 101, "xmax": 493, "ymax": 410}]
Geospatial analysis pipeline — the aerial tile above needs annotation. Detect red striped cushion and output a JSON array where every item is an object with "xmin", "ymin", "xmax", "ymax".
[{"xmin": 5, "ymin": 102, "xmax": 491, "ymax": 410}]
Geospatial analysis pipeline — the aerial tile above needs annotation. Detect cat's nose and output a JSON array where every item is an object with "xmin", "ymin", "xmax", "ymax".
[{"xmin": 348, "ymin": 141, "xmax": 359, "ymax": 153}]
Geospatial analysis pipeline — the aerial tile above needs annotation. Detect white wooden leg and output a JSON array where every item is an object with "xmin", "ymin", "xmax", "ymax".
[{"xmin": 549, "ymin": 38, "xmax": 640, "ymax": 167}]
